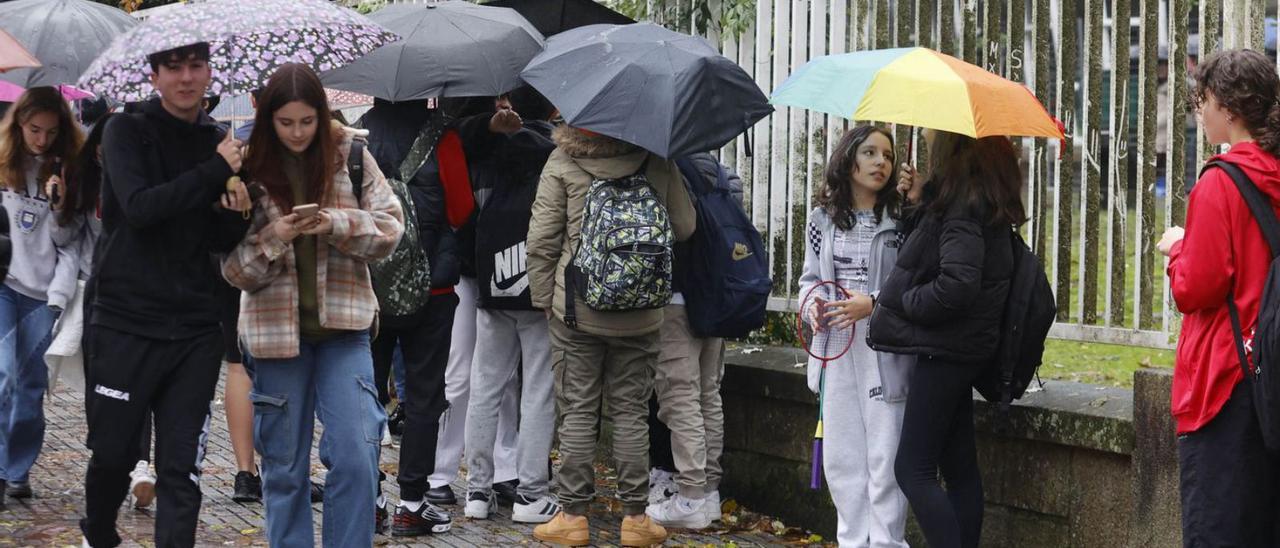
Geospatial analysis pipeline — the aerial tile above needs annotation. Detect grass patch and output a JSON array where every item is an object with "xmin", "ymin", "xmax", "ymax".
[{"xmin": 1041, "ymin": 338, "xmax": 1173, "ymax": 388}]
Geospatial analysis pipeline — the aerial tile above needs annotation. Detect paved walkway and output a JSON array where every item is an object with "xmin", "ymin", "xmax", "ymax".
[{"xmin": 0, "ymin": 371, "xmax": 800, "ymax": 547}]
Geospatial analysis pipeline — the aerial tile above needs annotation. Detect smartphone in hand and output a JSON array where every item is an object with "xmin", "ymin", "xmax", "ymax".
[
  {"xmin": 49, "ymin": 158, "xmax": 63, "ymax": 205},
  {"xmin": 292, "ymin": 203, "xmax": 320, "ymax": 218}
]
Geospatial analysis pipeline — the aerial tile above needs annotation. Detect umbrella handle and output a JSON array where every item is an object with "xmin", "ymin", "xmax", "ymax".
[{"xmin": 810, "ymin": 439, "xmax": 823, "ymax": 490}]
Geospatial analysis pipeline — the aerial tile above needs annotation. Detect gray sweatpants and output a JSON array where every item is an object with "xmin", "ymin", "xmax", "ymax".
[
  {"xmin": 654, "ymin": 304, "xmax": 725, "ymax": 498},
  {"xmin": 549, "ymin": 318, "xmax": 657, "ymax": 516},
  {"xmin": 821, "ymin": 317, "xmax": 908, "ymax": 547},
  {"xmin": 464, "ymin": 309, "xmax": 555, "ymax": 498}
]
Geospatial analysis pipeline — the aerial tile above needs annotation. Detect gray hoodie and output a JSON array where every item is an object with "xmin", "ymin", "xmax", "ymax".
[
  {"xmin": 2, "ymin": 157, "xmax": 79, "ymax": 309},
  {"xmin": 799, "ymin": 206, "xmax": 916, "ymax": 402}
]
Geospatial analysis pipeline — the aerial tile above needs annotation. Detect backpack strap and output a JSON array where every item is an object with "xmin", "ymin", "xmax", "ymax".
[
  {"xmin": 1203, "ymin": 160, "xmax": 1280, "ymax": 380},
  {"xmin": 674, "ymin": 157, "xmax": 704, "ymax": 197},
  {"xmin": 349, "ymin": 137, "xmax": 366, "ymax": 205}
]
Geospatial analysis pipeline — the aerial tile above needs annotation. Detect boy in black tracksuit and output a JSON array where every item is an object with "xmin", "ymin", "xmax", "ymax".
[
  {"xmin": 80, "ymin": 44, "xmax": 249, "ymax": 548},
  {"xmin": 359, "ymin": 99, "xmax": 493, "ymax": 534}
]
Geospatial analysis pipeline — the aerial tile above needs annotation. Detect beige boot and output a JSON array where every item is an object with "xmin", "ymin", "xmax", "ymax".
[
  {"xmin": 621, "ymin": 513, "xmax": 668, "ymax": 547},
  {"xmin": 533, "ymin": 512, "xmax": 590, "ymax": 546}
]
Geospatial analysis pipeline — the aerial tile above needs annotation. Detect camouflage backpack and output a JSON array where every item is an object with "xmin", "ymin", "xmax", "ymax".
[
  {"xmin": 369, "ymin": 124, "xmax": 441, "ymax": 317},
  {"xmin": 564, "ymin": 158, "xmax": 673, "ymax": 327}
]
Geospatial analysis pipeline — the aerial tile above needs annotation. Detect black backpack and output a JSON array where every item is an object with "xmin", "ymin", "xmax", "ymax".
[
  {"xmin": 1203, "ymin": 160, "xmax": 1280, "ymax": 451},
  {"xmin": 673, "ymin": 157, "xmax": 771, "ymax": 338},
  {"xmin": 974, "ymin": 230, "xmax": 1055, "ymax": 411}
]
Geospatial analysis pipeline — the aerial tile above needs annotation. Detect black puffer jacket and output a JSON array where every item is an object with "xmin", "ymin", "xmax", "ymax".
[
  {"xmin": 360, "ymin": 103, "xmax": 490, "ymax": 289},
  {"xmin": 867, "ymin": 198, "xmax": 1014, "ymax": 363}
]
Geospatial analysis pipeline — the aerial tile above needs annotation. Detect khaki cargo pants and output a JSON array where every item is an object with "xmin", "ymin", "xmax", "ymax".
[{"xmin": 549, "ymin": 318, "xmax": 659, "ymax": 516}]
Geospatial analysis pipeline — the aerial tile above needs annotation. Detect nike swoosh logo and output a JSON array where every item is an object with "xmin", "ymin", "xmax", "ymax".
[
  {"xmin": 732, "ymin": 243, "xmax": 753, "ymax": 261},
  {"xmin": 491, "ymin": 272, "xmax": 529, "ymax": 297}
]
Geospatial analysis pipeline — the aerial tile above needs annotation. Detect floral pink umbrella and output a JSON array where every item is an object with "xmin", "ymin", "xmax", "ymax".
[
  {"xmin": 77, "ymin": 0, "xmax": 398, "ymax": 101},
  {"xmin": 0, "ymin": 81, "xmax": 94, "ymax": 102}
]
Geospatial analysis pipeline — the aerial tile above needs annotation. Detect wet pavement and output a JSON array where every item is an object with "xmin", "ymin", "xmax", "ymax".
[{"xmin": 0, "ymin": 370, "xmax": 805, "ymax": 547}]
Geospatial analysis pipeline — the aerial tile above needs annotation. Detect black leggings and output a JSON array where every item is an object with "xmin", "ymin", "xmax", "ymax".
[{"xmin": 894, "ymin": 356, "xmax": 988, "ymax": 548}]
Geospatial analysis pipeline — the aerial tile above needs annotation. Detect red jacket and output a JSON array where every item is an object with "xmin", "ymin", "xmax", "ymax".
[{"xmin": 1169, "ymin": 142, "xmax": 1280, "ymax": 434}]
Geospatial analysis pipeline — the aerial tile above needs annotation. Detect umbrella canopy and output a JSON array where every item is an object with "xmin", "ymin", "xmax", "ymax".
[
  {"xmin": 482, "ymin": 0, "xmax": 633, "ymax": 37},
  {"xmin": 521, "ymin": 23, "xmax": 773, "ymax": 158},
  {"xmin": 322, "ymin": 1, "xmax": 544, "ymax": 101},
  {"xmin": 0, "ymin": 0, "xmax": 137, "ymax": 87},
  {"xmin": 0, "ymin": 29, "xmax": 39, "ymax": 73},
  {"xmin": 770, "ymin": 47, "xmax": 1063, "ymax": 139},
  {"xmin": 0, "ymin": 81, "xmax": 93, "ymax": 103},
  {"xmin": 210, "ymin": 88, "xmax": 374, "ymax": 121},
  {"xmin": 78, "ymin": 0, "xmax": 398, "ymax": 102}
]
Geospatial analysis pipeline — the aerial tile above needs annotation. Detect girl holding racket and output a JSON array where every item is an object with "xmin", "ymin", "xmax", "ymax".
[{"xmin": 798, "ymin": 125, "xmax": 914, "ymax": 548}]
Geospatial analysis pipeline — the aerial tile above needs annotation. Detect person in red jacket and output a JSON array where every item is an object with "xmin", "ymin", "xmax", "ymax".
[{"xmin": 1159, "ymin": 49, "xmax": 1280, "ymax": 547}]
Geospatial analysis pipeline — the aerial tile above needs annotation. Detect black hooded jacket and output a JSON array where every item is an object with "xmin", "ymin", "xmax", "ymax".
[{"xmin": 90, "ymin": 98, "xmax": 249, "ymax": 340}]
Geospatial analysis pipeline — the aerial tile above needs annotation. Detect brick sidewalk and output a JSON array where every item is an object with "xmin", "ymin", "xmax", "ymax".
[{"xmin": 0, "ymin": 371, "xmax": 790, "ymax": 547}]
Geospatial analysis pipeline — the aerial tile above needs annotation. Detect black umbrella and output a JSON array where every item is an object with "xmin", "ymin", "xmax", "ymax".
[
  {"xmin": 521, "ymin": 23, "xmax": 772, "ymax": 158},
  {"xmin": 0, "ymin": 0, "xmax": 138, "ymax": 88},
  {"xmin": 322, "ymin": 0, "xmax": 544, "ymax": 101},
  {"xmin": 482, "ymin": 0, "xmax": 633, "ymax": 37}
]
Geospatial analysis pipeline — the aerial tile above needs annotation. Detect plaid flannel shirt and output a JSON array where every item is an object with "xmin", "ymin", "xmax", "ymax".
[{"xmin": 223, "ymin": 129, "xmax": 404, "ymax": 359}]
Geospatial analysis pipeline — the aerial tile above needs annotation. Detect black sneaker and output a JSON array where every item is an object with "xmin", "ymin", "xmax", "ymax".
[
  {"xmin": 6, "ymin": 481, "xmax": 32, "ymax": 499},
  {"xmin": 493, "ymin": 479, "xmax": 519, "ymax": 506},
  {"xmin": 232, "ymin": 472, "xmax": 262, "ymax": 503},
  {"xmin": 387, "ymin": 404, "xmax": 405, "ymax": 437},
  {"xmin": 425, "ymin": 485, "xmax": 456, "ymax": 505},
  {"xmin": 310, "ymin": 481, "xmax": 324, "ymax": 503},
  {"xmin": 375, "ymin": 497, "xmax": 391, "ymax": 535},
  {"xmin": 392, "ymin": 501, "xmax": 452, "ymax": 536}
]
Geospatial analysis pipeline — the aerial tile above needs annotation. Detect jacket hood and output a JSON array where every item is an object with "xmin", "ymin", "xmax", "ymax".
[
  {"xmin": 1213, "ymin": 141, "xmax": 1280, "ymax": 202},
  {"xmin": 552, "ymin": 125, "xmax": 650, "ymax": 179}
]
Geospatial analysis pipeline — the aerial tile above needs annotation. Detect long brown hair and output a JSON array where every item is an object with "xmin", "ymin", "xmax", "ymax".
[
  {"xmin": 818, "ymin": 125, "xmax": 901, "ymax": 229},
  {"xmin": 60, "ymin": 113, "xmax": 114, "ymax": 226},
  {"xmin": 926, "ymin": 131, "xmax": 1027, "ymax": 227},
  {"xmin": 1193, "ymin": 49, "xmax": 1280, "ymax": 157},
  {"xmin": 243, "ymin": 63, "xmax": 335, "ymax": 210},
  {"xmin": 0, "ymin": 87, "xmax": 82, "ymax": 193}
]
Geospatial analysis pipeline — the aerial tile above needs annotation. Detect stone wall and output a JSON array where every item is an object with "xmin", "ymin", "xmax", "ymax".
[{"xmin": 719, "ymin": 346, "xmax": 1180, "ymax": 547}]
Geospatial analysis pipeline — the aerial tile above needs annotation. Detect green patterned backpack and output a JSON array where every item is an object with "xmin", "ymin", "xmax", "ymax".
[
  {"xmin": 564, "ymin": 158, "xmax": 673, "ymax": 327},
  {"xmin": 368, "ymin": 125, "xmax": 440, "ymax": 318}
]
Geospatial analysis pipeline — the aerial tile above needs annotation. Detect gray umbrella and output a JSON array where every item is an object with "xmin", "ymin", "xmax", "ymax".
[
  {"xmin": 520, "ymin": 23, "xmax": 773, "ymax": 158},
  {"xmin": 0, "ymin": 0, "xmax": 138, "ymax": 88},
  {"xmin": 322, "ymin": 0, "xmax": 544, "ymax": 101}
]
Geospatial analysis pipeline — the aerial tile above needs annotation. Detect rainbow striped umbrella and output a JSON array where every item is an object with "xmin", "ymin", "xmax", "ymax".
[{"xmin": 771, "ymin": 47, "xmax": 1063, "ymax": 140}]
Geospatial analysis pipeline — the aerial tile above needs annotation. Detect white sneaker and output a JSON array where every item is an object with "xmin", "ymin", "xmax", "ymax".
[
  {"xmin": 646, "ymin": 494, "xmax": 712, "ymax": 529},
  {"xmin": 464, "ymin": 490, "xmax": 496, "ymax": 519},
  {"xmin": 703, "ymin": 490, "xmax": 721, "ymax": 523},
  {"xmin": 128, "ymin": 460, "xmax": 156, "ymax": 509},
  {"xmin": 512, "ymin": 493, "xmax": 561, "ymax": 524},
  {"xmin": 647, "ymin": 468, "xmax": 676, "ymax": 504}
]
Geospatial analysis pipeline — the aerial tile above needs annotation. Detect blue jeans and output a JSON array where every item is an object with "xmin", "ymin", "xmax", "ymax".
[
  {"xmin": 250, "ymin": 331, "xmax": 385, "ymax": 548},
  {"xmin": 0, "ymin": 284, "xmax": 56, "ymax": 484},
  {"xmin": 392, "ymin": 345, "xmax": 406, "ymax": 405}
]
